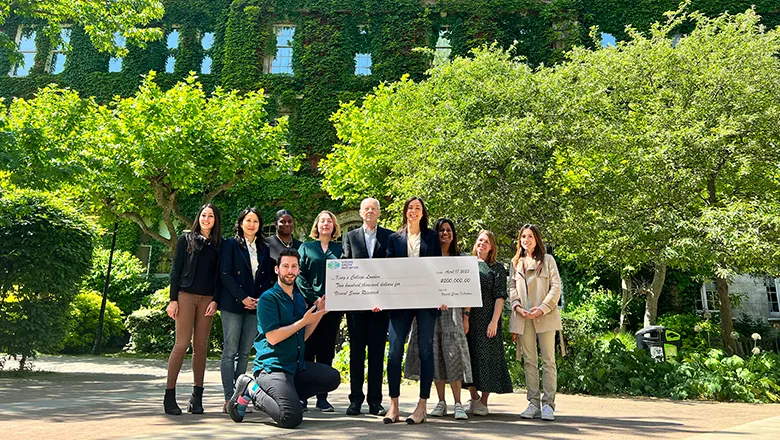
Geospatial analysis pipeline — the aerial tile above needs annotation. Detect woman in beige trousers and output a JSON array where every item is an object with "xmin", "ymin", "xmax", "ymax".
[{"xmin": 508, "ymin": 224, "xmax": 562, "ymax": 421}]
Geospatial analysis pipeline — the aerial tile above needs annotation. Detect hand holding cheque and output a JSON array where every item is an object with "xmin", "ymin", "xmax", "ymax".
[{"xmin": 324, "ymin": 256, "xmax": 483, "ymax": 311}]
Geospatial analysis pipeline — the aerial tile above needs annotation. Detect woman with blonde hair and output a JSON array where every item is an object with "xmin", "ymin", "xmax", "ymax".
[
  {"xmin": 463, "ymin": 229, "xmax": 512, "ymax": 416},
  {"xmin": 509, "ymin": 224, "xmax": 561, "ymax": 422},
  {"xmin": 296, "ymin": 210, "xmax": 343, "ymax": 412}
]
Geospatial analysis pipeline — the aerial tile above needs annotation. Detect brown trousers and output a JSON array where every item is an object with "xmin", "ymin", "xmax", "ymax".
[{"xmin": 166, "ymin": 292, "xmax": 214, "ymax": 388}]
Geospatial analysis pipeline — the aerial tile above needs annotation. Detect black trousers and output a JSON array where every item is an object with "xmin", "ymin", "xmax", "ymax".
[
  {"xmin": 304, "ymin": 310, "xmax": 343, "ymax": 399},
  {"xmin": 347, "ymin": 310, "xmax": 389, "ymax": 405},
  {"xmin": 252, "ymin": 362, "xmax": 341, "ymax": 428}
]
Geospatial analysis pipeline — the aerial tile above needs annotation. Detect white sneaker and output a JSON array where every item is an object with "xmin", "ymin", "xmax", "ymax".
[
  {"xmin": 430, "ymin": 401, "xmax": 447, "ymax": 417},
  {"xmin": 541, "ymin": 404, "xmax": 555, "ymax": 421},
  {"xmin": 471, "ymin": 399, "xmax": 489, "ymax": 416},
  {"xmin": 453, "ymin": 403, "xmax": 468, "ymax": 420},
  {"xmin": 520, "ymin": 403, "xmax": 541, "ymax": 419}
]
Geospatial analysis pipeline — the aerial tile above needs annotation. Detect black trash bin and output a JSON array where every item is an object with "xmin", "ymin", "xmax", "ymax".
[{"xmin": 635, "ymin": 326, "xmax": 668, "ymax": 362}]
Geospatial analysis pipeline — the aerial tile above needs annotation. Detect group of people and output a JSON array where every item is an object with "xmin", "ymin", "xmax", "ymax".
[{"xmin": 163, "ymin": 196, "xmax": 562, "ymax": 429}]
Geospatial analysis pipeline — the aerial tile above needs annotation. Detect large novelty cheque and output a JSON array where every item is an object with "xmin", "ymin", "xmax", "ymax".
[{"xmin": 324, "ymin": 256, "xmax": 483, "ymax": 311}]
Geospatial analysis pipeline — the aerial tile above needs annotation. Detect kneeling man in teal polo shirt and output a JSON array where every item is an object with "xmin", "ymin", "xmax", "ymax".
[{"xmin": 228, "ymin": 248, "xmax": 341, "ymax": 428}]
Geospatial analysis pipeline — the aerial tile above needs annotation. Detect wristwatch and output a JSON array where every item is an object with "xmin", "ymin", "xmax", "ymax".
[{"xmin": 462, "ymin": 310, "xmax": 470, "ymax": 317}]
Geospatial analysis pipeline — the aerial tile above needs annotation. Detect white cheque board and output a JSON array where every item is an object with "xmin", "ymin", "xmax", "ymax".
[{"xmin": 324, "ymin": 256, "xmax": 483, "ymax": 311}]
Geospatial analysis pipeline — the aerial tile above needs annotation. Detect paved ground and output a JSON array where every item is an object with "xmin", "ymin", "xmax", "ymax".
[{"xmin": 0, "ymin": 354, "xmax": 777, "ymax": 439}]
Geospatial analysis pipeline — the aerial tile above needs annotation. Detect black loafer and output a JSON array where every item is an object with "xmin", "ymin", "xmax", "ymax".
[
  {"xmin": 346, "ymin": 402, "xmax": 362, "ymax": 415},
  {"xmin": 369, "ymin": 403, "xmax": 387, "ymax": 416}
]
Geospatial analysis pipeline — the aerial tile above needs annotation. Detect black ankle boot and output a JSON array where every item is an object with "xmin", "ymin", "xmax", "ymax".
[
  {"xmin": 188, "ymin": 385, "xmax": 204, "ymax": 414},
  {"xmin": 164, "ymin": 388, "xmax": 182, "ymax": 415}
]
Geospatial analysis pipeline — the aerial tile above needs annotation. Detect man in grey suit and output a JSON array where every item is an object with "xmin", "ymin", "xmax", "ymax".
[{"xmin": 342, "ymin": 197, "xmax": 392, "ymax": 416}]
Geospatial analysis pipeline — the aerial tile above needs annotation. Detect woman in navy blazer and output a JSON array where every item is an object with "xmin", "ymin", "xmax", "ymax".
[
  {"xmin": 384, "ymin": 197, "xmax": 442, "ymax": 425},
  {"xmin": 219, "ymin": 207, "xmax": 274, "ymax": 412}
]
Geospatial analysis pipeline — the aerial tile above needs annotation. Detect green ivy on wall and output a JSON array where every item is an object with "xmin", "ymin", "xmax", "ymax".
[
  {"xmin": 5, "ymin": 0, "xmax": 776, "ymax": 154},
  {"xmin": 3, "ymin": 0, "xmax": 778, "ymax": 271}
]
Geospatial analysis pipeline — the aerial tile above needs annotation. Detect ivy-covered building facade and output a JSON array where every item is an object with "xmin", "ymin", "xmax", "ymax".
[
  {"xmin": 2, "ymin": 0, "xmax": 779, "ymax": 274},
  {"xmin": 3, "ymin": 0, "xmax": 779, "ymax": 165}
]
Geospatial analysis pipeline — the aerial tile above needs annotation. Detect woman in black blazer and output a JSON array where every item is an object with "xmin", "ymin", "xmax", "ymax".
[
  {"xmin": 384, "ymin": 197, "xmax": 442, "ymax": 425},
  {"xmin": 165, "ymin": 203, "xmax": 222, "ymax": 415},
  {"xmin": 218, "ymin": 207, "xmax": 274, "ymax": 412}
]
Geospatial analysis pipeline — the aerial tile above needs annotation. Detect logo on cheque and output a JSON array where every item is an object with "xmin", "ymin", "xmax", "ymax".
[{"xmin": 327, "ymin": 261, "xmax": 341, "ymax": 270}]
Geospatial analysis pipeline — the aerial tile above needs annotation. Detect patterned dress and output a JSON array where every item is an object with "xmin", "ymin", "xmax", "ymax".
[
  {"xmin": 404, "ymin": 307, "xmax": 473, "ymax": 383},
  {"xmin": 464, "ymin": 261, "xmax": 513, "ymax": 393}
]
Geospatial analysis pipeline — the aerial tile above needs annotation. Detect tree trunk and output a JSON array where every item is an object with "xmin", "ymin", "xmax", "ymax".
[
  {"xmin": 19, "ymin": 354, "xmax": 26, "ymax": 371},
  {"xmin": 643, "ymin": 261, "xmax": 667, "ymax": 327},
  {"xmin": 620, "ymin": 275, "xmax": 633, "ymax": 332},
  {"xmin": 715, "ymin": 276, "xmax": 737, "ymax": 355}
]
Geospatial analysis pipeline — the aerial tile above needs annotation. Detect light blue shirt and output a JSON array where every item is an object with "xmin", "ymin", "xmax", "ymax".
[{"xmin": 363, "ymin": 224, "xmax": 377, "ymax": 259}]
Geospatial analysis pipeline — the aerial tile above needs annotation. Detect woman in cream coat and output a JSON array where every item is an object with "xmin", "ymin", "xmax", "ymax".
[{"xmin": 508, "ymin": 224, "xmax": 562, "ymax": 422}]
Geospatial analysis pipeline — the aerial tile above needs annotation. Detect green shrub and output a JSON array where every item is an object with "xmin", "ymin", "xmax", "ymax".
[
  {"xmin": 658, "ymin": 312, "xmax": 721, "ymax": 352},
  {"xmin": 557, "ymin": 328, "xmax": 780, "ymax": 403},
  {"xmin": 82, "ymin": 248, "xmax": 150, "ymax": 314},
  {"xmin": 671, "ymin": 349, "xmax": 780, "ymax": 403},
  {"xmin": 125, "ymin": 287, "xmax": 223, "ymax": 354},
  {"xmin": 332, "ymin": 341, "xmax": 351, "ymax": 382},
  {"xmin": 62, "ymin": 290, "xmax": 125, "ymax": 353},
  {"xmin": 125, "ymin": 307, "xmax": 175, "ymax": 354},
  {"xmin": 596, "ymin": 331, "xmax": 637, "ymax": 351},
  {"xmin": 562, "ymin": 288, "xmax": 622, "ymax": 338},
  {"xmin": 733, "ymin": 314, "xmax": 779, "ymax": 354},
  {"xmin": 0, "ymin": 189, "xmax": 96, "ymax": 370}
]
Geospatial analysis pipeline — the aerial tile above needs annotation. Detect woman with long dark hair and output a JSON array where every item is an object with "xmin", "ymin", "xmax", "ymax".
[
  {"xmin": 464, "ymin": 229, "xmax": 512, "ymax": 416},
  {"xmin": 219, "ymin": 207, "xmax": 275, "ymax": 413},
  {"xmin": 384, "ymin": 197, "xmax": 443, "ymax": 425},
  {"xmin": 296, "ymin": 210, "xmax": 343, "ymax": 412},
  {"xmin": 405, "ymin": 218, "xmax": 472, "ymax": 420},
  {"xmin": 509, "ymin": 224, "xmax": 562, "ymax": 422},
  {"xmin": 165, "ymin": 203, "xmax": 223, "ymax": 415}
]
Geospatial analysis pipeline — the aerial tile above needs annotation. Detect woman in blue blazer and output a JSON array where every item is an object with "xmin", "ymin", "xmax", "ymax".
[
  {"xmin": 219, "ymin": 207, "xmax": 274, "ymax": 412},
  {"xmin": 384, "ymin": 197, "xmax": 442, "ymax": 425}
]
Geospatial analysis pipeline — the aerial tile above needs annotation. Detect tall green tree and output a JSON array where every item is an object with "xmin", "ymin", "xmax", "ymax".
[
  {"xmin": 1, "ymin": 0, "xmax": 163, "ymax": 63},
  {"xmin": 77, "ymin": 73, "xmax": 295, "ymax": 251},
  {"xmin": 553, "ymin": 7, "xmax": 780, "ymax": 352},
  {"xmin": 322, "ymin": 48, "xmax": 562, "ymax": 243},
  {"xmin": 324, "ymin": 7, "xmax": 780, "ymax": 354},
  {"xmin": 1, "ymin": 74, "xmax": 296, "ymax": 252}
]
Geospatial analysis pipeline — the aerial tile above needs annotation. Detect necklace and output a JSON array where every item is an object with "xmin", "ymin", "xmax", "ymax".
[{"xmin": 275, "ymin": 235, "xmax": 293, "ymax": 248}]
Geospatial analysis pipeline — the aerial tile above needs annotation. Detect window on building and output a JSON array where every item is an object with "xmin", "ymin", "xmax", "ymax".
[
  {"xmin": 11, "ymin": 26, "xmax": 37, "ymax": 77},
  {"xmin": 262, "ymin": 223, "xmax": 276, "ymax": 237},
  {"xmin": 109, "ymin": 32, "xmax": 126, "ymax": 73},
  {"xmin": 354, "ymin": 53, "xmax": 371, "ymax": 76},
  {"xmin": 48, "ymin": 26, "xmax": 71, "ymax": 74},
  {"xmin": 698, "ymin": 282, "xmax": 720, "ymax": 312},
  {"xmin": 270, "ymin": 25, "xmax": 295, "ymax": 74},
  {"xmin": 165, "ymin": 28, "xmax": 180, "ymax": 73},
  {"xmin": 354, "ymin": 26, "xmax": 371, "ymax": 76},
  {"xmin": 601, "ymin": 32, "xmax": 616, "ymax": 48},
  {"xmin": 767, "ymin": 280, "xmax": 779, "ymax": 314},
  {"xmin": 201, "ymin": 31, "xmax": 214, "ymax": 74},
  {"xmin": 434, "ymin": 26, "xmax": 451, "ymax": 66}
]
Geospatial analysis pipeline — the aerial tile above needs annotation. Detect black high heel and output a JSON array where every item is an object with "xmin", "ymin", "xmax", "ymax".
[
  {"xmin": 164, "ymin": 388, "xmax": 182, "ymax": 415},
  {"xmin": 187, "ymin": 385, "xmax": 204, "ymax": 414}
]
